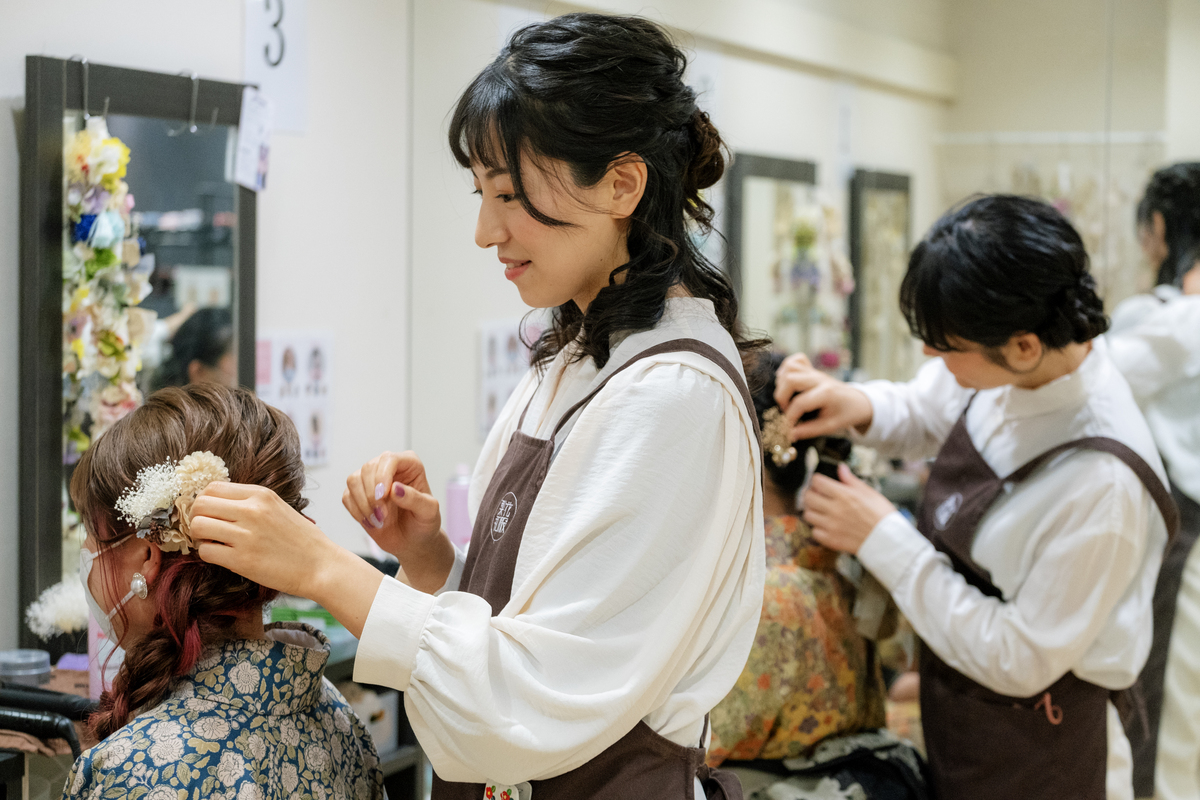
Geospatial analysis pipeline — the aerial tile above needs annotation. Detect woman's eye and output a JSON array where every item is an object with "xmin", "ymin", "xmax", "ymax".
[
  {"xmin": 498, "ymin": 193, "xmax": 517, "ymax": 203},
  {"xmin": 471, "ymin": 188, "xmax": 482, "ymax": 197}
]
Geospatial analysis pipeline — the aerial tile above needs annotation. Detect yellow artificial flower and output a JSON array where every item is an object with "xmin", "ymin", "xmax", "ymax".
[
  {"xmin": 97, "ymin": 138, "xmax": 130, "ymax": 192},
  {"xmin": 65, "ymin": 131, "xmax": 94, "ymax": 184}
]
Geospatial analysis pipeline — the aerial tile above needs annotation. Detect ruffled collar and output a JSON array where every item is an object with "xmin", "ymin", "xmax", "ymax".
[{"xmin": 171, "ymin": 622, "xmax": 331, "ymax": 716}]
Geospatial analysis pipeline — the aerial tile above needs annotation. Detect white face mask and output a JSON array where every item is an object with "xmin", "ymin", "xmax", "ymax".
[{"xmin": 79, "ymin": 534, "xmax": 139, "ymax": 645}]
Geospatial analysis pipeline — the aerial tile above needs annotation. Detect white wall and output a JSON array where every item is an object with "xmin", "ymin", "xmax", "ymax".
[
  {"xmin": 408, "ymin": 0, "xmax": 949, "ymax": 504},
  {"xmin": 0, "ymin": 0, "xmax": 409, "ymax": 650},
  {"xmin": 1166, "ymin": 0, "xmax": 1200, "ymax": 159}
]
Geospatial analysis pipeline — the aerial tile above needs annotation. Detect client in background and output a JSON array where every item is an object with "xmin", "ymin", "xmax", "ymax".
[
  {"xmin": 706, "ymin": 351, "xmax": 927, "ymax": 800},
  {"xmin": 150, "ymin": 307, "xmax": 236, "ymax": 390}
]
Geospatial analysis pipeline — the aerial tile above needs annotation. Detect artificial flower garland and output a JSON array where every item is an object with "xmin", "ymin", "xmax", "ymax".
[{"xmin": 62, "ymin": 116, "xmax": 157, "ymax": 462}]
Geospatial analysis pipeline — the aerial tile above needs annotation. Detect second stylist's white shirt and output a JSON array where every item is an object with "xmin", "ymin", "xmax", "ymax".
[
  {"xmin": 855, "ymin": 339, "xmax": 1167, "ymax": 695},
  {"xmin": 353, "ymin": 297, "xmax": 765, "ymax": 786}
]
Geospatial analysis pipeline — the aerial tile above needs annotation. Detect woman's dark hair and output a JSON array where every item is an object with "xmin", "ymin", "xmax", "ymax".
[
  {"xmin": 70, "ymin": 383, "xmax": 306, "ymax": 740},
  {"xmin": 151, "ymin": 307, "xmax": 234, "ymax": 391},
  {"xmin": 751, "ymin": 352, "xmax": 817, "ymax": 500},
  {"xmin": 1137, "ymin": 162, "xmax": 1200, "ymax": 287},
  {"xmin": 900, "ymin": 194, "xmax": 1109, "ymax": 354},
  {"xmin": 449, "ymin": 12, "xmax": 766, "ymax": 371}
]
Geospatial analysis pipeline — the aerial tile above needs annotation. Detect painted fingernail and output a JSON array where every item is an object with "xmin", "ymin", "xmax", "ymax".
[
  {"xmin": 393, "ymin": 483, "xmax": 405, "ymax": 498},
  {"xmin": 361, "ymin": 516, "xmax": 373, "ymax": 529},
  {"xmin": 370, "ymin": 514, "xmax": 384, "ymax": 529},
  {"xmin": 375, "ymin": 483, "xmax": 385, "ymax": 501},
  {"xmin": 372, "ymin": 507, "xmax": 386, "ymax": 525}
]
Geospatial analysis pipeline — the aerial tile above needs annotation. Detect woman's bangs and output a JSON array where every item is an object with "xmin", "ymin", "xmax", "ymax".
[{"xmin": 449, "ymin": 71, "xmax": 517, "ymax": 173}]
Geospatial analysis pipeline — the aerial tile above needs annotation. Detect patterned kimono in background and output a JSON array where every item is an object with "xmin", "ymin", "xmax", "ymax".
[
  {"xmin": 707, "ymin": 515, "xmax": 887, "ymax": 764},
  {"xmin": 63, "ymin": 622, "xmax": 385, "ymax": 800}
]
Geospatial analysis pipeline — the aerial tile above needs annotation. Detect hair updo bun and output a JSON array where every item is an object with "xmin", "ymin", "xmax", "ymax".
[
  {"xmin": 1056, "ymin": 274, "xmax": 1110, "ymax": 343},
  {"xmin": 683, "ymin": 109, "xmax": 727, "ymax": 226}
]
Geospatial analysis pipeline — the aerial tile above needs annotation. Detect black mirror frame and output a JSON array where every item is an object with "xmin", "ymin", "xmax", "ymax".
[
  {"xmin": 847, "ymin": 169, "xmax": 912, "ymax": 370},
  {"xmin": 723, "ymin": 153, "xmax": 819, "ymax": 301},
  {"xmin": 18, "ymin": 56, "xmax": 257, "ymax": 648}
]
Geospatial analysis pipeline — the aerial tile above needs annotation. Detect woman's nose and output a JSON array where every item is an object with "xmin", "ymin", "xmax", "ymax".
[{"xmin": 475, "ymin": 201, "xmax": 508, "ymax": 250}]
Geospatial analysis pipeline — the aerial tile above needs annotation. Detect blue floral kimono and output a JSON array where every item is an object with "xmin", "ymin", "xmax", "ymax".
[{"xmin": 63, "ymin": 622, "xmax": 385, "ymax": 800}]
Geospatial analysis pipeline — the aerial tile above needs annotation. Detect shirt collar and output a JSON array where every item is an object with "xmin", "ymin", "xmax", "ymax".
[
  {"xmin": 998, "ymin": 338, "xmax": 1108, "ymax": 421},
  {"xmin": 178, "ymin": 621, "xmax": 331, "ymax": 716}
]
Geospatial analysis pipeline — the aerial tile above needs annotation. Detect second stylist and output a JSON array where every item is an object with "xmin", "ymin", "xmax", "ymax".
[{"xmin": 776, "ymin": 195, "xmax": 1177, "ymax": 800}]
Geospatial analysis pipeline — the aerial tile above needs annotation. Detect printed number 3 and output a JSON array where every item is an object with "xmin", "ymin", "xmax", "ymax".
[{"xmin": 264, "ymin": 0, "xmax": 285, "ymax": 67}]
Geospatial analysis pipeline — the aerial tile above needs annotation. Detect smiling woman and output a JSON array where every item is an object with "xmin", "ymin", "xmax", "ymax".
[{"xmin": 190, "ymin": 12, "xmax": 768, "ymax": 800}]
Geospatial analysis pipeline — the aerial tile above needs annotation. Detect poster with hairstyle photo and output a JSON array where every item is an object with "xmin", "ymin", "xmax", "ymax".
[{"xmin": 256, "ymin": 330, "xmax": 333, "ymax": 466}]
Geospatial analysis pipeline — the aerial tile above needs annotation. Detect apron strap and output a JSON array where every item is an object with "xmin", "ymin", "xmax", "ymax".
[
  {"xmin": 1005, "ymin": 437, "xmax": 1180, "ymax": 539},
  {"xmin": 547, "ymin": 338, "xmax": 761, "ymax": 442}
]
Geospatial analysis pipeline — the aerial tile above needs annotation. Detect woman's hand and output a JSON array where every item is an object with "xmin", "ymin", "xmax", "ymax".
[
  {"xmin": 802, "ymin": 463, "xmax": 897, "ymax": 555},
  {"xmin": 774, "ymin": 353, "xmax": 874, "ymax": 440},
  {"xmin": 192, "ymin": 483, "xmax": 385, "ymax": 638},
  {"xmin": 343, "ymin": 451, "xmax": 456, "ymax": 593}
]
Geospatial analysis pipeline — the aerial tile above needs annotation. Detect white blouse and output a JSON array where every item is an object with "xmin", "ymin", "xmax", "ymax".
[
  {"xmin": 354, "ymin": 298, "xmax": 765, "ymax": 786},
  {"xmin": 852, "ymin": 339, "xmax": 1169, "ymax": 799}
]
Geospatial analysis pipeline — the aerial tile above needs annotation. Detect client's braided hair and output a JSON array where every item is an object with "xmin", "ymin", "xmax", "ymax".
[{"xmin": 70, "ymin": 383, "xmax": 307, "ymax": 740}]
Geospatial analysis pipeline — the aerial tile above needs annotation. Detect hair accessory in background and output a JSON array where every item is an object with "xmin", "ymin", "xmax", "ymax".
[
  {"xmin": 115, "ymin": 451, "xmax": 229, "ymax": 554},
  {"xmin": 762, "ymin": 408, "xmax": 799, "ymax": 467}
]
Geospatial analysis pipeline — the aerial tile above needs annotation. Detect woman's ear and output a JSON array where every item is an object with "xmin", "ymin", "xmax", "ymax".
[
  {"xmin": 188, "ymin": 359, "xmax": 206, "ymax": 384},
  {"xmin": 607, "ymin": 155, "xmax": 647, "ymax": 219},
  {"xmin": 137, "ymin": 541, "xmax": 164, "ymax": 589},
  {"xmin": 1004, "ymin": 332, "xmax": 1044, "ymax": 371}
]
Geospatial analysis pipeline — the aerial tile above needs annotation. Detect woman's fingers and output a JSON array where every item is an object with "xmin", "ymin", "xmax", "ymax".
[
  {"xmin": 372, "ymin": 453, "xmax": 406, "ymax": 505},
  {"xmin": 190, "ymin": 494, "xmax": 248, "ymax": 524},
  {"xmin": 197, "ymin": 481, "xmax": 259, "ymax": 500},
  {"xmin": 389, "ymin": 481, "xmax": 441, "ymax": 526}
]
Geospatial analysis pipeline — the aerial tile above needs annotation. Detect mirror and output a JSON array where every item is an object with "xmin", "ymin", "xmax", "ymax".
[
  {"xmin": 725, "ymin": 155, "xmax": 856, "ymax": 372},
  {"xmin": 19, "ymin": 57, "xmax": 256, "ymax": 649},
  {"xmin": 848, "ymin": 171, "xmax": 914, "ymax": 383}
]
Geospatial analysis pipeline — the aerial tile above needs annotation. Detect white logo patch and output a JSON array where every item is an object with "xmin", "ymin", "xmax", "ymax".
[
  {"xmin": 934, "ymin": 492, "xmax": 964, "ymax": 531},
  {"xmin": 491, "ymin": 492, "xmax": 518, "ymax": 541}
]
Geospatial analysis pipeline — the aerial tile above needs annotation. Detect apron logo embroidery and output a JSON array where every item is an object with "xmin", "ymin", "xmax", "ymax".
[
  {"xmin": 492, "ymin": 492, "xmax": 518, "ymax": 541},
  {"xmin": 934, "ymin": 492, "xmax": 963, "ymax": 530}
]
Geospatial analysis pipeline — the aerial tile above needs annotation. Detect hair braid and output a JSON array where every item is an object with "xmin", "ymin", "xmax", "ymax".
[{"xmin": 72, "ymin": 384, "xmax": 304, "ymax": 740}]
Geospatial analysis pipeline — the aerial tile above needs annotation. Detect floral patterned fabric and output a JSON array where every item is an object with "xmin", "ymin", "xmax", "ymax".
[
  {"xmin": 707, "ymin": 515, "xmax": 887, "ymax": 765},
  {"xmin": 63, "ymin": 622, "xmax": 384, "ymax": 800}
]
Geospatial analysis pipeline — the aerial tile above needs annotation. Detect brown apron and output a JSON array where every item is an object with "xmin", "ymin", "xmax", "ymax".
[
  {"xmin": 1127, "ymin": 485, "xmax": 1200, "ymax": 796},
  {"xmin": 917, "ymin": 399, "xmax": 1179, "ymax": 800},
  {"xmin": 433, "ymin": 338, "xmax": 760, "ymax": 800}
]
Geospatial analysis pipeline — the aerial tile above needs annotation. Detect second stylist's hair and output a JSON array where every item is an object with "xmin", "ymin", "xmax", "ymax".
[
  {"xmin": 70, "ymin": 383, "xmax": 307, "ymax": 740},
  {"xmin": 1137, "ymin": 162, "xmax": 1200, "ymax": 287},
  {"xmin": 448, "ymin": 12, "xmax": 766, "ymax": 372},
  {"xmin": 900, "ymin": 195, "xmax": 1109, "ymax": 353}
]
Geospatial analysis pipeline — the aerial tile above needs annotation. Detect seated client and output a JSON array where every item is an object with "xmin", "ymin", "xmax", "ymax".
[
  {"xmin": 64, "ymin": 383, "xmax": 384, "ymax": 800},
  {"xmin": 706, "ymin": 352, "xmax": 926, "ymax": 799}
]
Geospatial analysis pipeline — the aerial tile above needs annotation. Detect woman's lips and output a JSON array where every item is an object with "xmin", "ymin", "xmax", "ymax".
[{"xmin": 504, "ymin": 260, "xmax": 531, "ymax": 281}]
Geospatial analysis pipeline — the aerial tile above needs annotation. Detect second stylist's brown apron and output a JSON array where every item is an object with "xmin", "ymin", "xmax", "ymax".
[
  {"xmin": 433, "ymin": 338, "xmax": 760, "ymax": 800},
  {"xmin": 917, "ymin": 399, "xmax": 1179, "ymax": 800}
]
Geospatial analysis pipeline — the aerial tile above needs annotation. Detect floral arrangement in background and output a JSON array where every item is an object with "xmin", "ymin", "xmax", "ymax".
[
  {"xmin": 62, "ymin": 116, "xmax": 156, "ymax": 463},
  {"xmin": 25, "ymin": 574, "xmax": 89, "ymax": 639}
]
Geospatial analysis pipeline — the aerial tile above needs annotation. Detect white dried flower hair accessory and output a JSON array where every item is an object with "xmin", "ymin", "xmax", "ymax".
[{"xmin": 114, "ymin": 451, "xmax": 229, "ymax": 554}]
